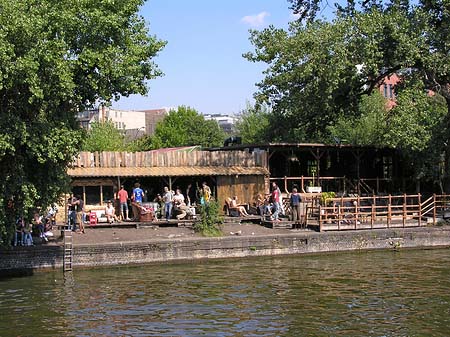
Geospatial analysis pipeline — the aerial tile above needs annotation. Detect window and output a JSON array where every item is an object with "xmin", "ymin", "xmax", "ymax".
[
  {"xmin": 71, "ymin": 185, "xmax": 114, "ymax": 205},
  {"xmin": 383, "ymin": 84, "xmax": 388, "ymax": 98},
  {"xmin": 388, "ymin": 84, "xmax": 394, "ymax": 98}
]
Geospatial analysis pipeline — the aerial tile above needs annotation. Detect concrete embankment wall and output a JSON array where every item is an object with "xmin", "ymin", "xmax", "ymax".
[{"xmin": 1, "ymin": 226, "xmax": 450, "ymax": 272}]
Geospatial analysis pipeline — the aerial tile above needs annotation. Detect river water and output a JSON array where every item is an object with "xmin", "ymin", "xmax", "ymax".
[{"xmin": 1, "ymin": 248, "xmax": 450, "ymax": 336}]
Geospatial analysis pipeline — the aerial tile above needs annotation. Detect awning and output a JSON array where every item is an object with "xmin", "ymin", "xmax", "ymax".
[{"xmin": 68, "ymin": 166, "xmax": 269, "ymax": 178}]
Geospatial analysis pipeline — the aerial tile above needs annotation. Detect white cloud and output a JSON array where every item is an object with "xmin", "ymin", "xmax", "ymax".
[{"xmin": 241, "ymin": 11, "xmax": 270, "ymax": 28}]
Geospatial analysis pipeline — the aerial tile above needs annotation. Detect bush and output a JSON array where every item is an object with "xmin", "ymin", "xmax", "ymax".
[{"xmin": 194, "ymin": 200, "xmax": 223, "ymax": 236}]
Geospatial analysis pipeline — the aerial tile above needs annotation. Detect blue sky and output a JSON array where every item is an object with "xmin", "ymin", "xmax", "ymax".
[{"xmin": 113, "ymin": 1, "xmax": 298, "ymax": 115}]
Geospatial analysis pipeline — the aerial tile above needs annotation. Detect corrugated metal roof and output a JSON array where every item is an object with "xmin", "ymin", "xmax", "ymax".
[{"xmin": 68, "ymin": 166, "xmax": 269, "ymax": 177}]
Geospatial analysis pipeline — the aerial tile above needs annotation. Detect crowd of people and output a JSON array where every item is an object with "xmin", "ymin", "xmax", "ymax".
[
  {"xmin": 253, "ymin": 182, "xmax": 306, "ymax": 225},
  {"xmin": 110, "ymin": 181, "xmax": 212, "ymax": 223},
  {"xmin": 13, "ymin": 204, "xmax": 58, "ymax": 246}
]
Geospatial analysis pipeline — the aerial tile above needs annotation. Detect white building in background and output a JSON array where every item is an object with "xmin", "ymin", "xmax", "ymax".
[
  {"xmin": 204, "ymin": 114, "xmax": 237, "ymax": 134},
  {"xmin": 76, "ymin": 106, "xmax": 168, "ymax": 139}
]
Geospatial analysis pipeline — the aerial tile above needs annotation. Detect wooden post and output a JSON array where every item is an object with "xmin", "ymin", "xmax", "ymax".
[
  {"xmin": 433, "ymin": 194, "xmax": 436, "ymax": 225},
  {"xmin": 403, "ymin": 194, "xmax": 406, "ymax": 227},
  {"xmin": 387, "ymin": 194, "xmax": 391, "ymax": 228},
  {"xmin": 372, "ymin": 195, "xmax": 376, "ymax": 227},
  {"xmin": 337, "ymin": 205, "xmax": 341, "ymax": 230},
  {"xmin": 318, "ymin": 205, "xmax": 323, "ymax": 232},
  {"xmin": 301, "ymin": 176, "xmax": 305, "ymax": 192},
  {"xmin": 355, "ymin": 195, "xmax": 359, "ymax": 229},
  {"xmin": 371, "ymin": 199, "xmax": 375, "ymax": 228},
  {"xmin": 418, "ymin": 193, "xmax": 422, "ymax": 227}
]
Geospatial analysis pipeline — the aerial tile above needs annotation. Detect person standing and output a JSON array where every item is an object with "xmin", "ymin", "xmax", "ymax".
[
  {"xmin": 162, "ymin": 186, "xmax": 174, "ymax": 221},
  {"xmin": 131, "ymin": 183, "xmax": 145, "ymax": 221},
  {"xmin": 68, "ymin": 195, "xmax": 76, "ymax": 231},
  {"xmin": 117, "ymin": 185, "xmax": 129, "ymax": 220},
  {"xmin": 289, "ymin": 187, "xmax": 302, "ymax": 224},
  {"xmin": 200, "ymin": 182, "xmax": 211, "ymax": 205},
  {"xmin": 271, "ymin": 182, "xmax": 282, "ymax": 221},
  {"xmin": 73, "ymin": 195, "xmax": 85, "ymax": 234},
  {"xmin": 185, "ymin": 183, "xmax": 196, "ymax": 206}
]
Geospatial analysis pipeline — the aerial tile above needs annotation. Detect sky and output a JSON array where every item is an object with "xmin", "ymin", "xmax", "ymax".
[{"xmin": 113, "ymin": 0, "xmax": 299, "ymax": 116}]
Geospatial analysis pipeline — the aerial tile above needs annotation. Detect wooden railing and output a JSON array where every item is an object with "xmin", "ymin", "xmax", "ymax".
[
  {"xmin": 270, "ymin": 176, "xmax": 393, "ymax": 195},
  {"xmin": 307, "ymin": 193, "xmax": 450, "ymax": 231},
  {"xmin": 71, "ymin": 150, "xmax": 268, "ymax": 168}
]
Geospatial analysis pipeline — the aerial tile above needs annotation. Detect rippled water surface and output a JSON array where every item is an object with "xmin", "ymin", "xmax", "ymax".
[{"xmin": 1, "ymin": 248, "xmax": 450, "ymax": 336}]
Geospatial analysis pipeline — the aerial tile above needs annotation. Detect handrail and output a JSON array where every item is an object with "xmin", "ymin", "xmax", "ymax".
[{"xmin": 310, "ymin": 192, "xmax": 450, "ymax": 231}]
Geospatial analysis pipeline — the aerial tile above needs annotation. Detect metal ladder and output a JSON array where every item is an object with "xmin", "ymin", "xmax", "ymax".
[{"xmin": 63, "ymin": 230, "xmax": 73, "ymax": 272}]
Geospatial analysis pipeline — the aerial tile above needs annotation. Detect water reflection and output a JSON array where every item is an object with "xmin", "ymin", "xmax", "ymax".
[{"xmin": 1, "ymin": 248, "xmax": 450, "ymax": 336}]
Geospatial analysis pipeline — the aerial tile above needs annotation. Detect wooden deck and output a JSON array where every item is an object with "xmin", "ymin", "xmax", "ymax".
[{"xmin": 61, "ymin": 193, "xmax": 450, "ymax": 233}]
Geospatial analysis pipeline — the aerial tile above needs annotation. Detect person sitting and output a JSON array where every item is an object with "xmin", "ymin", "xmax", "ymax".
[
  {"xmin": 230, "ymin": 196, "xmax": 249, "ymax": 217},
  {"xmin": 32, "ymin": 212, "xmax": 47, "ymax": 242},
  {"xmin": 173, "ymin": 189, "xmax": 190, "ymax": 220},
  {"xmin": 263, "ymin": 195, "xmax": 273, "ymax": 219},
  {"xmin": 105, "ymin": 201, "xmax": 120, "ymax": 224}
]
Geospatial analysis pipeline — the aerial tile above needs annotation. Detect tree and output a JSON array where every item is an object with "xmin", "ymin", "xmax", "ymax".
[
  {"xmin": 0, "ymin": 0, "xmax": 165, "ymax": 244},
  {"xmin": 286, "ymin": 0, "xmax": 450, "ymax": 122},
  {"xmin": 82, "ymin": 121, "xmax": 127, "ymax": 152},
  {"xmin": 246, "ymin": 0, "xmax": 450, "ymax": 189},
  {"xmin": 245, "ymin": 16, "xmax": 372, "ymax": 141},
  {"xmin": 150, "ymin": 106, "xmax": 226, "ymax": 149},
  {"xmin": 234, "ymin": 103, "xmax": 271, "ymax": 144},
  {"xmin": 384, "ymin": 83, "xmax": 447, "ymax": 190},
  {"xmin": 327, "ymin": 91, "xmax": 388, "ymax": 146}
]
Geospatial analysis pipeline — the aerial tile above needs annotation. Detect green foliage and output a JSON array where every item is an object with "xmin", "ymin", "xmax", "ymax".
[
  {"xmin": 235, "ymin": 102, "xmax": 271, "ymax": 144},
  {"xmin": 247, "ymin": 1, "xmax": 449, "ymax": 139},
  {"xmin": 150, "ymin": 106, "xmax": 226, "ymax": 149},
  {"xmin": 126, "ymin": 135, "xmax": 153, "ymax": 152},
  {"xmin": 245, "ymin": 18, "xmax": 363, "ymax": 141},
  {"xmin": 0, "ymin": 0, "xmax": 165, "ymax": 244},
  {"xmin": 385, "ymin": 84, "xmax": 447, "ymax": 183},
  {"xmin": 83, "ymin": 121, "xmax": 126, "ymax": 152},
  {"xmin": 194, "ymin": 200, "xmax": 223, "ymax": 237},
  {"xmin": 320, "ymin": 191, "xmax": 336, "ymax": 206},
  {"xmin": 328, "ymin": 91, "xmax": 388, "ymax": 146}
]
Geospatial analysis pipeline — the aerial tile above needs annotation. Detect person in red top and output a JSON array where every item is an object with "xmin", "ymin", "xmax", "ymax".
[
  {"xmin": 117, "ymin": 185, "xmax": 129, "ymax": 220},
  {"xmin": 271, "ymin": 182, "xmax": 282, "ymax": 221}
]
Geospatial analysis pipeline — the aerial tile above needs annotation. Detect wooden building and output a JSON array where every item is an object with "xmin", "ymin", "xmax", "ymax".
[
  {"xmin": 67, "ymin": 148, "xmax": 269, "ymax": 209},
  {"xmin": 209, "ymin": 143, "xmax": 405, "ymax": 195}
]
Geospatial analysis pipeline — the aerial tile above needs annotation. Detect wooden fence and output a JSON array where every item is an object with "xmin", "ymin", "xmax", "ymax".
[
  {"xmin": 306, "ymin": 194, "xmax": 450, "ymax": 231},
  {"xmin": 71, "ymin": 150, "xmax": 268, "ymax": 168}
]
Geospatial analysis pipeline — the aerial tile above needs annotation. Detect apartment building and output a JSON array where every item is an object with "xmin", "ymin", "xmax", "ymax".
[{"xmin": 76, "ymin": 106, "xmax": 168, "ymax": 138}]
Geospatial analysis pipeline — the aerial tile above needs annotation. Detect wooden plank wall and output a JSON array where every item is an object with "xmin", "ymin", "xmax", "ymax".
[
  {"xmin": 72, "ymin": 151, "xmax": 267, "ymax": 168},
  {"xmin": 216, "ymin": 175, "xmax": 266, "ymax": 211}
]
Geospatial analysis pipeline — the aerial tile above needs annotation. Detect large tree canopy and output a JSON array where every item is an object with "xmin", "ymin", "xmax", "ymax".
[
  {"xmin": 245, "ymin": 1, "xmax": 449, "ymax": 140},
  {"xmin": 0, "ymin": 0, "xmax": 165, "ymax": 244},
  {"xmin": 245, "ymin": 0, "xmax": 449, "ymax": 189},
  {"xmin": 286, "ymin": 0, "xmax": 449, "ymax": 110}
]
